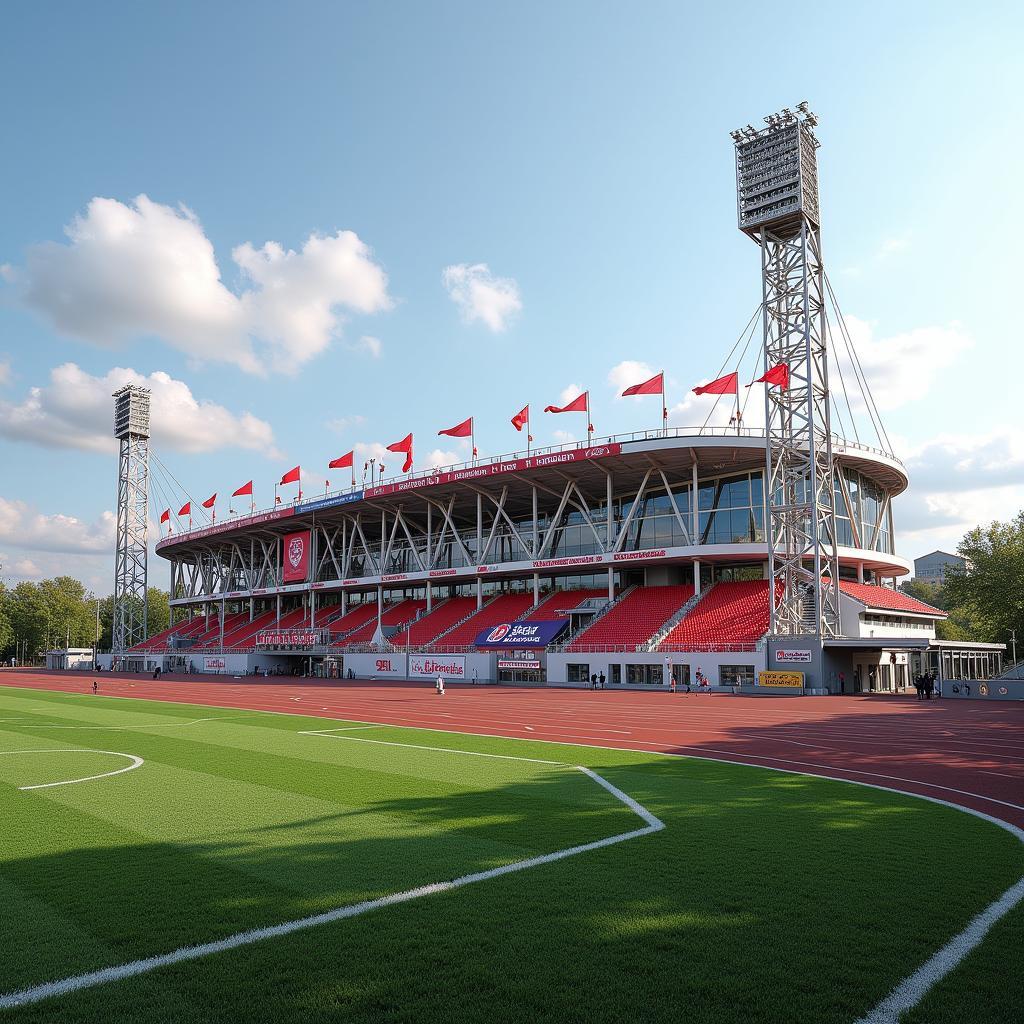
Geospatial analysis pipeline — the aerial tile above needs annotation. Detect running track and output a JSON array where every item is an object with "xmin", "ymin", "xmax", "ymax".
[{"xmin": 3, "ymin": 669, "xmax": 1023, "ymax": 829}]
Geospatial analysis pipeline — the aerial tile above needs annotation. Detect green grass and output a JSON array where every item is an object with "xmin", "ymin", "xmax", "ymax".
[{"xmin": 0, "ymin": 683, "xmax": 1021, "ymax": 1024}]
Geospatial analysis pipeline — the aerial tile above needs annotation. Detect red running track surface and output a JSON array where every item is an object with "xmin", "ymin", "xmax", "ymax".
[{"xmin": 3, "ymin": 669, "xmax": 1023, "ymax": 829}]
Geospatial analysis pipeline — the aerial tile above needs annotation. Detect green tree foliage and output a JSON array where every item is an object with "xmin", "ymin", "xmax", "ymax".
[
  {"xmin": 943, "ymin": 511, "xmax": 1024, "ymax": 648},
  {"xmin": 0, "ymin": 577, "xmax": 170, "ymax": 660}
]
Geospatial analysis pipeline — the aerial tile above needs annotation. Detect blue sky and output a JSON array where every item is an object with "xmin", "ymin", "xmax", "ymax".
[{"xmin": 1, "ymin": 0, "xmax": 1022, "ymax": 591}]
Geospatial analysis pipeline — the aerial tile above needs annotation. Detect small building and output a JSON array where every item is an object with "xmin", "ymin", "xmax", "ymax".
[
  {"xmin": 914, "ymin": 550, "xmax": 965, "ymax": 586},
  {"xmin": 45, "ymin": 648, "xmax": 95, "ymax": 671}
]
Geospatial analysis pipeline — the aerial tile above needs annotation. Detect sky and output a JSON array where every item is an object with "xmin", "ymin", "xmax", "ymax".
[{"xmin": 1, "ymin": 0, "xmax": 1022, "ymax": 594}]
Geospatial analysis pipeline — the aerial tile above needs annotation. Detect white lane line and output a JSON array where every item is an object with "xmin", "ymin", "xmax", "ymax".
[
  {"xmin": 0, "ymin": 752, "xmax": 661, "ymax": 1010},
  {"xmin": 0, "ymin": 749, "xmax": 144, "ymax": 791},
  {"xmin": 26, "ymin": 716, "xmax": 254, "ymax": 731}
]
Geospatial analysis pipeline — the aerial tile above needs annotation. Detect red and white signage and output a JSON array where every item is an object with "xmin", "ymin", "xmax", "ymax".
[
  {"xmin": 775, "ymin": 649, "xmax": 813, "ymax": 664},
  {"xmin": 364, "ymin": 443, "xmax": 621, "ymax": 499},
  {"xmin": 498, "ymin": 658, "xmax": 541, "ymax": 670},
  {"xmin": 409, "ymin": 654, "xmax": 466, "ymax": 679},
  {"xmin": 282, "ymin": 530, "xmax": 311, "ymax": 583},
  {"xmin": 255, "ymin": 630, "xmax": 322, "ymax": 647},
  {"xmin": 203, "ymin": 656, "xmax": 226, "ymax": 671}
]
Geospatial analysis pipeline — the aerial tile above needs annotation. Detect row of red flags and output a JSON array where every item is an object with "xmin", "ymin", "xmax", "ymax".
[{"xmin": 159, "ymin": 365, "xmax": 788, "ymax": 527}]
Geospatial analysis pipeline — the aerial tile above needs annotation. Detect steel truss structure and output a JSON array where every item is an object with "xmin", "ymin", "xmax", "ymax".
[
  {"xmin": 160, "ymin": 435, "xmax": 905, "ymax": 612},
  {"xmin": 112, "ymin": 386, "xmax": 150, "ymax": 653},
  {"xmin": 734, "ymin": 106, "xmax": 841, "ymax": 637}
]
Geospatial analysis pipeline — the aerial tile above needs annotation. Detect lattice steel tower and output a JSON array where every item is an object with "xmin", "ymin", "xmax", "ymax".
[
  {"xmin": 732, "ymin": 104, "xmax": 840, "ymax": 637},
  {"xmin": 112, "ymin": 385, "xmax": 151, "ymax": 653}
]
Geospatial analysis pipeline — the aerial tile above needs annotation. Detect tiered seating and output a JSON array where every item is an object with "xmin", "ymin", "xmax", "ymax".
[
  {"xmin": 523, "ymin": 588, "xmax": 608, "ymax": 621},
  {"xmin": 339, "ymin": 598, "xmax": 427, "ymax": 647},
  {"xmin": 567, "ymin": 585, "xmax": 693, "ymax": 650},
  {"xmin": 190, "ymin": 611, "xmax": 250, "ymax": 649},
  {"xmin": 838, "ymin": 581, "xmax": 944, "ymax": 616},
  {"xmin": 129, "ymin": 616, "xmax": 206, "ymax": 652},
  {"xmin": 433, "ymin": 593, "xmax": 536, "ymax": 647},
  {"xmin": 224, "ymin": 608, "xmax": 278, "ymax": 649},
  {"xmin": 325, "ymin": 602, "xmax": 381, "ymax": 643},
  {"xmin": 659, "ymin": 581, "xmax": 770, "ymax": 648},
  {"xmin": 390, "ymin": 597, "xmax": 477, "ymax": 647}
]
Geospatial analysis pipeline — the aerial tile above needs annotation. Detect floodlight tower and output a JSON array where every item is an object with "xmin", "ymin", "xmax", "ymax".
[
  {"xmin": 112, "ymin": 385, "xmax": 151, "ymax": 654},
  {"xmin": 732, "ymin": 104, "xmax": 841, "ymax": 638}
]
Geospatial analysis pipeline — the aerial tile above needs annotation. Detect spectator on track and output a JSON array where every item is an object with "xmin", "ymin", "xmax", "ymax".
[
  {"xmin": 436, "ymin": 675, "xmax": 445, "ymax": 695},
  {"xmin": 590, "ymin": 673, "xmax": 598, "ymax": 689},
  {"xmin": 598, "ymin": 671, "xmax": 605, "ymax": 689},
  {"xmin": 924, "ymin": 675, "xmax": 934, "ymax": 700},
  {"xmin": 92, "ymin": 680, "xmax": 98, "ymax": 694},
  {"xmin": 913, "ymin": 674, "xmax": 923, "ymax": 700}
]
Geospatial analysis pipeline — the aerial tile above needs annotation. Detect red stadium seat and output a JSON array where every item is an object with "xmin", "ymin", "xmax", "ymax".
[
  {"xmin": 567, "ymin": 585, "xmax": 693, "ymax": 650},
  {"xmin": 435, "ymin": 593, "xmax": 536, "ymax": 647},
  {"xmin": 658, "ymin": 580, "xmax": 772, "ymax": 648},
  {"xmin": 390, "ymin": 597, "xmax": 478, "ymax": 647}
]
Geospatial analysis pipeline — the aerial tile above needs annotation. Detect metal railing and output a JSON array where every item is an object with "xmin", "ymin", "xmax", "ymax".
[{"xmin": 160, "ymin": 427, "xmax": 903, "ymax": 543}]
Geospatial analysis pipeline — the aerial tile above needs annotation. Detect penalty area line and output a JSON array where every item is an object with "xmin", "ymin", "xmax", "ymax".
[{"xmin": 0, "ymin": 766, "xmax": 663, "ymax": 1010}]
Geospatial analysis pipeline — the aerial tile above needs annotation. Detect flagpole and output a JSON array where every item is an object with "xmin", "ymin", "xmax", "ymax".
[
  {"xmin": 586, "ymin": 392, "xmax": 593, "ymax": 443},
  {"xmin": 471, "ymin": 418, "xmax": 476, "ymax": 464},
  {"xmin": 662, "ymin": 375, "xmax": 668, "ymax": 435},
  {"xmin": 527, "ymin": 409, "xmax": 531, "ymax": 455}
]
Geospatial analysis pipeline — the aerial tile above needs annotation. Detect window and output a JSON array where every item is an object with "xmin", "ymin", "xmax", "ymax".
[
  {"xmin": 567, "ymin": 663, "xmax": 590, "ymax": 683},
  {"xmin": 609, "ymin": 664, "xmax": 622, "ymax": 685},
  {"xmin": 720, "ymin": 664, "xmax": 755, "ymax": 686},
  {"xmin": 626, "ymin": 664, "xmax": 664, "ymax": 685}
]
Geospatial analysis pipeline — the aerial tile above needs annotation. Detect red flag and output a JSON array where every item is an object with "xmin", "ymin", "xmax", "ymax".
[
  {"xmin": 232, "ymin": 481, "xmax": 253, "ymax": 498},
  {"xmin": 159, "ymin": 509, "xmax": 170, "ymax": 524},
  {"xmin": 692, "ymin": 372, "xmax": 738, "ymax": 396},
  {"xmin": 544, "ymin": 391, "xmax": 588, "ymax": 414},
  {"xmin": 438, "ymin": 416, "xmax": 473, "ymax": 438},
  {"xmin": 178, "ymin": 501, "xmax": 191, "ymax": 517},
  {"xmin": 202, "ymin": 493, "xmax": 216, "ymax": 509},
  {"xmin": 752, "ymin": 362, "xmax": 790, "ymax": 389},
  {"xmin": 621, "ymin": 372, "xmax": 663, "ymax": 397},
  {"xmin": 386, "ymin": 433, "xmax": 414, "ymax": 473},
  {"xmin": 329, "ymin": 451, "xmax": 354, "ymax": 469},
  {"xmin": 280, "ymin": 465, "xmax": 300, "ymax": 485},
  {"xmin": 511, "ymin": 405, "xmax": 529, "ymax": 431}
]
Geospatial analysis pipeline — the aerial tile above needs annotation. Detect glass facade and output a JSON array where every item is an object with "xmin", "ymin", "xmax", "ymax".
[{"xmin": 286, "ymin": 465, "xmax": 894, "ymax": 584}]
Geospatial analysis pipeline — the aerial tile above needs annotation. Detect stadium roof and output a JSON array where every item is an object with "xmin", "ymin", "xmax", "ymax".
[{"xmin": 839, "ymin": 581, "xmax": 946, "ymax": 617}]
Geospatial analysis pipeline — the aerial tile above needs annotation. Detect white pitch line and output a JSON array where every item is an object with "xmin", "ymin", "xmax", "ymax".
[
  {"xmin": 298, "ymin": 731, "xmax": 567, "ymax": 766},
  {"xmin": 0, "ymin": 754, "xmax": 662, "ymax": 1010},
  {"xmin": 0, "ymin": 749, "xmax": 144, "ymax": 791}
]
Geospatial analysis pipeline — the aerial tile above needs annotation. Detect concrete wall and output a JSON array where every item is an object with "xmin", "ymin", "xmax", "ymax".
[
  {"xmin": 546, "ymin": 649, "xmax": 765, "ymax": 689},
  {"xmin": 941, "ymin": 678, "xmax": 1024, "ymax": 701}
]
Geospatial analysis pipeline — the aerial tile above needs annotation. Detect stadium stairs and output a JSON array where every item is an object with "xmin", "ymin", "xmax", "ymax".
[
  {"xmin": 520, "ymin": 588, "xmax": 610, "ymax": 622},
  {"xmin": 565, "ymin": 585, "xmax": 694, "ymax": 651},
  {"xmin": 223, "ymin": 608, "xmax": 279, "ymax": 650},
  {"xmin": 389, "ymin": 596, "xmax": 478, "ymax": 647},
  {"xmin": 337, "ymin": 598, "xmax": 427, "ymax": 647},
  {"xmin": 129, "ymin": 616, "xmax": 207, "ymax": 653},
  {"xmin": 429, "ymin": 592, "xmax": 537, "ymax": 648},
  {"xmin": 657, "ymin": 580, "xmax": 772, "ymax": 650},
  {"xmin": 323, "ymin": 602, "xmax": 380, "ymax": 644},
  {"xmin": 190, "ymin": 611, "xmax": 251, "ymax": 650}
]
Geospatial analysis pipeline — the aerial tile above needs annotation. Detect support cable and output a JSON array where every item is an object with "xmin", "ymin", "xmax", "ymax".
[{"xmin": 700, "ymin": 302, "xmax": 763, "ymax": 433}]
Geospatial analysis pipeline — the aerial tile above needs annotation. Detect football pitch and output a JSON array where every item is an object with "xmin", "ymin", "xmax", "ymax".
[{"xmin": 0, "ymin": 684, "xmax": 1022, "ymax": 1024}]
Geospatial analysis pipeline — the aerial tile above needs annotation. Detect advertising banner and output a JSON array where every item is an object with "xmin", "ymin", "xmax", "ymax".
[
  {"xmin": 474, "ymin": 619, "xmax": 569, "ymax": 648},
  {"xmin": 282, "ymin": 530, "xmax": 311, "ymax": 583},
  {"xmin": 409, "ymin": 654, "xmax": 466, "ymax": 679},
  {"xmin": 204, "ymin": 656, "xmax": 226, "ymax": 672},
  {"xmin": 498, "ymin": 658, "xmax": 541, "ymax": 670},
  {"xmin": 774, "ymin": 649, "xmax": 812, "ymax": 664},
  {"xmin": 255, "ymin": 630, "xmax": 322, "ymax": 647},
  {"xmin": 758, "ymin": 671, "xmax": 804, "ymax": 688}
]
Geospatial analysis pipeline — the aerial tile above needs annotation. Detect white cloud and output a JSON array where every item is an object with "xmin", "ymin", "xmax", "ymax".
[
  {"xmin": 442, "ymin": 263, "xmax": 521, "ymax": 332},
  {"xmin": 607, "ymin": 360, "xmax": 655, "ymax": 396},
  {"xmin": 424, "ymin": 447, "xmax": 462, "ymax": 469},
  {"xmin": 326, "ymin": 414, "xmax": 366, "ymax": 433},
  {"xmin": 6, "ymin": 195, "xmax": 392, "ymax": 375},
  {"xmin": 353, "ymin": 335, "xmax": 382, "ymax": 358},
  {"xmin": 833, "ymin": 316, "xmax": 971, "ymax": 415},
  {"xmin": 552, "ymin": 429, "xmax": 577, "ymax": 444},
  {"xmin": 893, "ymin": 428, "xmax": 1024, "ymax": 558},
  {"xmin": 877, "ymin": 236, "xmax": 909, "ymax": 257},
  {"xmin": 558, "ymin": 383, "xmax": 583, "ymax": 406},
  {"xmin": 0, "ymin": 362, "xmax": 279, "ymax": 456},
  {"xmin": 0, "ymin": 359, "xmax": 10, "ymax": 386},
  {"xmin": 0, "ymin": 498, "xmax": 115, "ymax": 555}
]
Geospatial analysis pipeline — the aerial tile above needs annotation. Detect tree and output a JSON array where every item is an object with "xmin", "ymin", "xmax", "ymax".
[{"xmin": 944, "ymin": 511, "xmax": 1024, "ymax": 648}]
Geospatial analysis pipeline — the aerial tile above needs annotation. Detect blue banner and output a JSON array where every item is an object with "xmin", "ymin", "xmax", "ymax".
[
  {"xmin": 298, "ymin": 490, "xmax": 365, "ymax": 513},
  {"xmin": 474, "ymin": 619, "xmax": 569, "ymax": 648}
]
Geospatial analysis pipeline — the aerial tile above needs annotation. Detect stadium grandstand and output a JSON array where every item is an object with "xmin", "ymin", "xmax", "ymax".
[{"xmin": 102, "ymin": 426, "xmax": 1004, "ymax": 691}]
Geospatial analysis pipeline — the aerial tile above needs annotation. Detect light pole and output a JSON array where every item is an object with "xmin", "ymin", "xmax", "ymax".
[{"xmin": 1011, "ymin": 628, "xmax": 1018, "ymax": 666}]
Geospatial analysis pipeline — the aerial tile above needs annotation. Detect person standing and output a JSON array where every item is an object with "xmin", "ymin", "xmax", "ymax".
[
  {"xmin": 436, "ymin": 675, "xmax": 445, "ymax": 695},
  {"xmin": 598, "ymin": 671, "xmax": 605, "ymax": 689},
  {"xmin": 92, "ymin": 680, "xmax": 98, "ymax": 694}
]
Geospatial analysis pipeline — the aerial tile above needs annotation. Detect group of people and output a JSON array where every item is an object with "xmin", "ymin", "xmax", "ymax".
[
  {"xmin": 590, "ymin": 672, "xmax": 606, "ymax": 689},
  {"xmin": 913, "ymin": 672, "xmax": 939, "ymax": 700}
]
